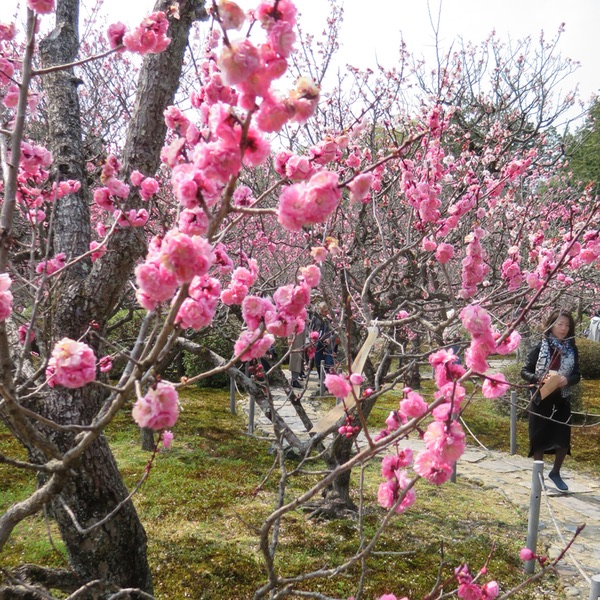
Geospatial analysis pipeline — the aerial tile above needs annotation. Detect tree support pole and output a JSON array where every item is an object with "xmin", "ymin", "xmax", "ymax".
[{"xmin": 525, "ymin": 460, "xmax": 544, "ymax": 574}]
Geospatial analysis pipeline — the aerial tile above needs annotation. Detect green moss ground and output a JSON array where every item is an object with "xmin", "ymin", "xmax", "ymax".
[{"xmin": 3, "ymin": 380, "xmax": 594, "ymax": 598}]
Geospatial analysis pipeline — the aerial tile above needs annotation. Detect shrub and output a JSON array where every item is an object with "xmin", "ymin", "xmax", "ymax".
[
  {"xmin": 497, "ymin": 363, "xmax": 530, "ymax": 418},
  {"xmin": 181, "ymin": 318, "xmax": 242, "ymax": 388},
  {"xmin": 576, "ymin": 337, "xmax": 600, "ymax": 379}
]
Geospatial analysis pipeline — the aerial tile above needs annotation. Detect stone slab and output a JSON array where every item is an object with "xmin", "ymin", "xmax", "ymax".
[{"xmin": 472, "ymin": 459, "xmax": 525, "ymax": 473}]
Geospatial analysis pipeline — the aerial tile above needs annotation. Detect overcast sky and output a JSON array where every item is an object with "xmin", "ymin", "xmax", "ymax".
[{"xmin": 2, "ymin": 0, "xmax": 598, "ymax": 114}]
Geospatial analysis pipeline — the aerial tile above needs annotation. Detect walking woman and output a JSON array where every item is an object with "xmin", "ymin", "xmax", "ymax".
[{"xmin": 521, "ymin": 309, "xmax": 580, "ymax": 492}]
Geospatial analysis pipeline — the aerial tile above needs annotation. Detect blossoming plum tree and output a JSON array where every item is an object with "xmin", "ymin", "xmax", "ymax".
[{"xmin": 0, "ymin": 0, "xmax": 598, "ymax": 597}]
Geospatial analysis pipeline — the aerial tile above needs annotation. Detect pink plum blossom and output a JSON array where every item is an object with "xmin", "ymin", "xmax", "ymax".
[
  {"xmin": 460, "ymin": 304, "xmax": 492, "ymax": 337},
  {"xmin": 481, "ymin": 373, "xmax": 510, "ymax": 398},
  {"xmin": 349, "ymin": 373, "xmax": 363, "ymax": 386},
  {"xmin": 132, "ymin": 382, "xmax": 179, "ymax": 430},
  {"xmin": 216, "ymin": 0, "xmax": 246, "ymax": 30},
  {"xmin": 464, "ymin": 339, "xmax": 493, "ymax": 374},
  {"xmin": 482, "ymin": 581, "xmax": 499, "ymax": 598},
  {"xmin": 90, "ymin": 241, "xmax": 107, "ymax": 262},
  {"xmin": 135, "ymin": 260, "xmax": 178, "ymax": 310},
  {"xmin": 107, "ymin": 22, "xmax": 126, "ymax": 50},
  {"xmin": 140, "ymin": 177, "xmax": 159, "ymax": 200},
  {"xmin": 36, "ymin": 253, "xmax": 66, "ymax": 276},
  {"xmin": 287, "ymin": 76, "xmax": 319, "ymax": 124},
  {"xmin": 123, "ymin": 12, "xmax": 171, "ymax": 55},
  {"xmin": 399, "ymin": 391, "xmax": 428, "ymax": 419},
  {"xmin": 27, "ymin": 0, "xmax": 55, "ymax": 14},
  {"xmin": 47, "ymin": 338, "xmax": 96, "ymax": 389},
  {"xmin": 347, "ymin": 173, "xmax": 373, "ymax": 203},
  {"xmin": 218, "ymin": 38, "xmax": 262, "ymax": 86},
  {"xmin": 0, "ymin": 23, "xmax": 17, "ymax": 41},
  {"xmin": 241, "ymin": 295, "xmax": 274, "ymax": 330},
  {"xmin": 130, "ymin": 170, "xmax": 145, "ymax": 186},
  {"xmin": 160, "ymin": 231, "xmax": 215, "ymax": 284},
  {"xmin": 422, "ymin": 237, "xmax": 437, "ymax": 251},
  {"xmin": 325, "ymin": 374, "xmax": 352, "ymax": 398},
  {"xmin": 519, "ymin": 548, "xmax": 535, "ymax": 561},
  {"xmin": 178, "ymin": 208, "xmax": 209, "ymax": 236},
  {"xmin": 377, "ymin": 471, "xmax": 416, "ymax": 514},
  {"xmin": 310, "ymin": 246, "xmax": 328, "ymax": 262},
  {"xmin": 0, "ymin": 274, "xmax": 13, "ymax": 322},
  {"xmin": 424, "ymin": 420, "xmax": 466, "ymax": 463},
  {"xmin": 99, "ymin": 355, "xmax": 113, "ymax": 373},
  {"xmin": 234, "ymin": 330, "xmax": 275, "ymax": 361},
  {"xmin": 285, "ymin": 154, "xmax": 314, "ymax": 181},
  {"xmin": 94, "ymin": 187, "xmax": 115, "ymax": 212},
  {"xmin": 298, "ymin": 265, "xmax": 321, "ymax": 288},
  {"xmin": 413, "ymin": 449, "xmax": 453, "ymax": 485},
  {"xmin": 495, "ymin": 330, "xmax": 521, "ymax": 355},
  {"xmin": 385, "ymin": 410, "xmax": 402, "ymax": 432},
  {"xmin": 277, "ymin": 184, "xmax": 307, "ymax": 231},
  {"xmin": 381, "ymin": 452, "xmax": 413, "ymax": 479},
  {"xmin": 162, "ymin": 430, "xmax": 174, "ymax": 449},
  {"xmin": 18, "ymin": 325, "xmax": 34, "ymax": 345},
  {"xmin": 435, "ymin": 242, "xmax": 454, "ymax": 264},
  {"xmin": 176, "ymin": 297, "xmax": 216, "ymax": 330}
]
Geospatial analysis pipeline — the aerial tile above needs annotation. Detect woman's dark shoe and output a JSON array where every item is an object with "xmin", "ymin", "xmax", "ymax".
[
  {"xmin": 291, "ymin": 380, "xmax": 302, "ymax": 389},
  {"xmin": 548, "ymin": 472, "xmax": 568, "ymax": 492}
]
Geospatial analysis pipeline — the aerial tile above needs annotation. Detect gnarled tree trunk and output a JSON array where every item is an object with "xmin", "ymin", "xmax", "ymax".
[{"xmin": 14, "ymin": 0, "xmax": 207, "ymax": 594}]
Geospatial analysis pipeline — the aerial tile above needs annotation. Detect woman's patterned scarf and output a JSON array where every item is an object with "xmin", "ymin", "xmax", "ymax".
[{"xmin": 534, "ymin": 335, "xmax": 576, "ymax": 398}]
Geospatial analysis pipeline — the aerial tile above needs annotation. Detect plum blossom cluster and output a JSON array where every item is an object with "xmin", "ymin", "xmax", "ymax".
[
  {"xmin": 46, "ymin": 338, "xmax": 96, "ymax": 389},
  {"xmin": 0, "ymin": 274, "xmax": 13, "ymax": 322},
  {"xmin": 36, "ymin": 252, "xmax": 65, "ymax": 276},
  {"xmin": 377, "ymin": 451, "xmax": 416, "ymax": 514},
  {"xmin": 107, "ymin": 12, "xmax": 171, "ymax": 55},
  {"xmin": 176, "ymin": 274, "xmax": 221, "ymax": 330},
  {"xmin": 231, "ymin": 264, "xmax": 321, "ymax": 361},
  {"xmin": 216, "ymin": 0, "xmax": 319, "ymax": 128},
  {"xmin": 221, "ymin": 258, "xmax": 258, "ymax": 306},
  {"xmin": 157, "ymin": 0, "xmax": 320, "ymax": 235},
  {"xmin": 501, "ymin": 246, "xmax": 524, "ymax": 291},
  {"xmin": 376, "ymin": 380, "xmax": 466, "ymax": 491},
  {"xmin": 18, "ymin": 324, "xmax": 34, "ymax": 346},
  {"xmin": 460, "ymin": 228, "xmax": 489, "ymax": 299},
  {"xmin": 132, "ymin": 381, "xmax": 179, "ymax": 430},
  {"xmin": 0, "ymin": 137, "xmax": 81, "ymax": 230},
  {"xmin": 27, "ymin": 0, "xmax": 55, "ymax": 15},
  {"xmin": 460, "ymin": 304, "xmax": 519, "ymax": 394},
  {"xmin": 454, "ymin": 564, "xmax": 499, "ymax": 599},
  {"xmin": 93, "ymin": 155, "xmax": 149, "ymax": 229},
  {"xmin": 338, "ymin": 415, "xmax": 360, "ymax": 438},
  {"xmin": 135, "ymin": 230, "xmax": 215, "ymax": 312},
  {"xmin": 277, "ymin": 170, "xmax": 342, "ymax": 232}
]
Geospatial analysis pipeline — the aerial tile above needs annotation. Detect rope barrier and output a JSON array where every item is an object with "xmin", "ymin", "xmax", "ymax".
[{"xmin": 537, "ymin": 471, "xmax": 592, "ymax": 584}]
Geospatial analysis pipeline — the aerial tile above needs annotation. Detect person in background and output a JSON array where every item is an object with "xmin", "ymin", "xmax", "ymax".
[
  {"xmin": 586, "ymin": 310, "xmax": 600, "ymax": 342},
  {"xmin": 311, "ymin": 302, "xmax": 335, "ymax": 379},
  {"xmin": 521, "ymin": 309, "xmax": 580, "ymax": 492},
  {"xmin": 289, "ymin": 325, "xmax": 306, "ymax": 388}
]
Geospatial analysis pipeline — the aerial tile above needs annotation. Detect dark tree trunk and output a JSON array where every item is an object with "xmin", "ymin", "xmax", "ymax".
[{"xmin": 24, "ymin": 0, "xmax": 208, "ymax": 594}]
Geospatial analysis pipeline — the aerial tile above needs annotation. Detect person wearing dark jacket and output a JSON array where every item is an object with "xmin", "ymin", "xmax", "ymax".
[{"xmin": 521, "ymin": 309, "xmax": 580, "ymax": 492}]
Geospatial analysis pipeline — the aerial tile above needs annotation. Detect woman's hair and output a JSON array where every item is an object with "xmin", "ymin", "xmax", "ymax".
[{"xmin": 544, "ymin": 309, "xmax": 575, "ymax": 339}]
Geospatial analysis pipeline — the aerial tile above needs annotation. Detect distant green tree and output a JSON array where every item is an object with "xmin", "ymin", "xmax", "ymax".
[{"xmin": 567, "ymin": 98, "xmax": 600, "ymax": 195}]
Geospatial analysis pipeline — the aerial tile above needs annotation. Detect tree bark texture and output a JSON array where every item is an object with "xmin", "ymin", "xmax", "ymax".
[{"xmin": 18, "ymin": 0, "xmax": 208, "ymax": 594}]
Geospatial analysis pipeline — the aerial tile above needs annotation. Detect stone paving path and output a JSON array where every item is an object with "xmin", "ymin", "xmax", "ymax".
[{"xmin": 239, "ymin": 369, "xmax": 600, "ymax": 599}]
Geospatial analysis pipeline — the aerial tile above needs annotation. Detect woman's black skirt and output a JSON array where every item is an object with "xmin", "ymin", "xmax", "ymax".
[{"xmin": 528, "ymin": 391, "xmax": 571, "ymax": 457}]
